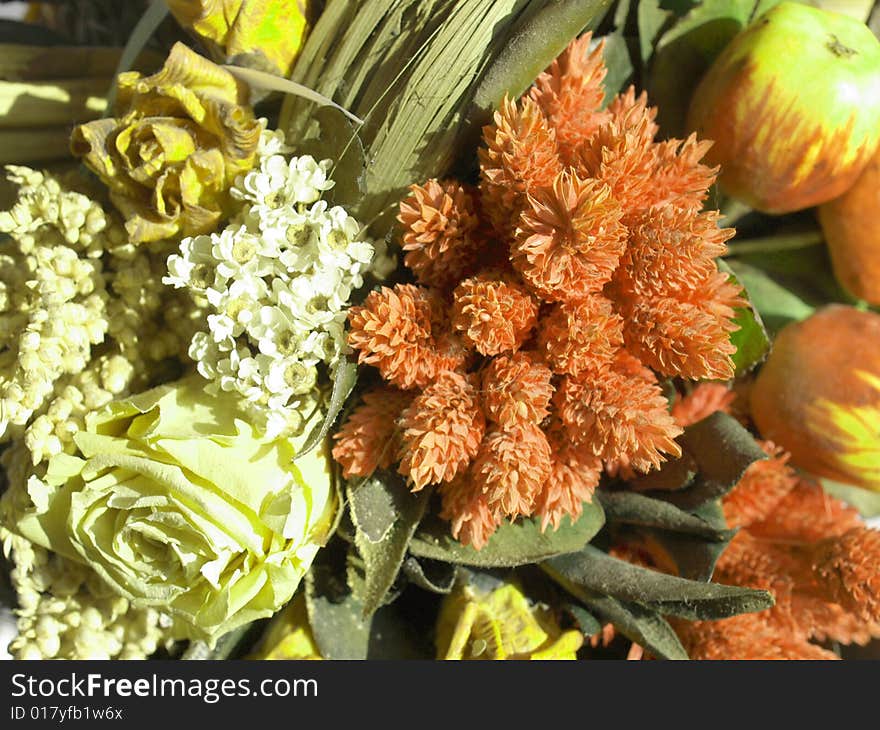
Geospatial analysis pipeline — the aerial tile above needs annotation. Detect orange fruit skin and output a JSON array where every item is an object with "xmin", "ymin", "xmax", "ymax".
[
  {"xmin": 750, "ymin": 305, "xmax": 880, "ymax": 490},
  {"xmin": 819, "ymin": 149, "xmax": 880, "ymax": 304}
]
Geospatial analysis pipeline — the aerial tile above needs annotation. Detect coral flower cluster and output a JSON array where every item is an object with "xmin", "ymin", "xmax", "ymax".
[
  {"xmin": 671, "ymin": 385, "xmax": 880, "ymax": 659},
  {"xmin": 333, "ymin": 36, "xmax": 745, "ymax": 548}
]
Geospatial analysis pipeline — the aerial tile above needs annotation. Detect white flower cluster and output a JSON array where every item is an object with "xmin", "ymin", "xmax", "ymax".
[
  {"xmin": 1, "ymin": 529, "xmax": 169, "ymax": 660},
  {"xmin": 0, "ymin": 167, "xmax": 111, "ymax": 441},
  {"xmin": 165, "ymin": 129, "xmax": 395, "ymax": 437}
]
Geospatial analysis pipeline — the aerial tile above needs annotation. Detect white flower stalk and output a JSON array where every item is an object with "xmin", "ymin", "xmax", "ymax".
[
  {"xmin": 165, "ymin": 128, "xmax": 395, "ymax": 437},
  {"xmin": 1, "ymin": 529, "xmax": 169, "ymax": 660}
]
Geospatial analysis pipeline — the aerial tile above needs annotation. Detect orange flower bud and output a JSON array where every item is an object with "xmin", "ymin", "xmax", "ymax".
[
  {"xmin": 819, "ymin": 147, "xmax": 880, "ymax": 303},
  {"xmin": 750, "ymin": 305, "xmax": 880, "ymax": 490},
  {"xmin": 687, "ymin": 2, "xmax": 880, "ymax": 213}
]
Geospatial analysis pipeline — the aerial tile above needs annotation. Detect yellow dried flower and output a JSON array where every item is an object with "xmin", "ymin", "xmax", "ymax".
[{"xmin": 71, "ymin": 42, "xmax": 261, "ymax": 243}]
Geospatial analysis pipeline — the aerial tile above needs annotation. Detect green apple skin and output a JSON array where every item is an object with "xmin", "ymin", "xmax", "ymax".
[{"xmin": 687, "ymin": 1, "xmax": 880, "ymax": 214}]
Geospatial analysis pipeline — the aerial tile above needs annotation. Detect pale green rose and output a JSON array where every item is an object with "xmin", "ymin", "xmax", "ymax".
[{"xmin": 15, "ymin": 377, "xmax": 336, "ymax": 643}]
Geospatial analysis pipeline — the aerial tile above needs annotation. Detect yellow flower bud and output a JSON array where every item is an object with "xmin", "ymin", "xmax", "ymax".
[
  {"xmin": 71, "ymin": 43, "xmax": 261, "ymax": 244},
  {"xmin": 436, "ymin": 581, "xmax": 582, "ymax": 660},
  {"xmin": 165, "ymin": 0, "xmax": 310, "ymax": 77},
  {"xmin": 751, "ymin": 305, "xmax": 880, "ymax": 490}
]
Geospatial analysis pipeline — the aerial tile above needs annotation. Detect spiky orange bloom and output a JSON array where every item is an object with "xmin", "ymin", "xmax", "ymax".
[
  {"xmin": 472, "ymin": 424, "xmax": 552, "ymax": 518},
  {"xmin": 332, "ymin": 387, "xmax": 413, "ymax": 478},
  {"xmin": 575, "ymin": 88, "xmax": 659, "ymax": 215},
  {"xmin": 348, "ymin": 284, "xmax": 465, "ymax": 389},
  {"xmin": 671, "ymin": 383, "xmax": 736, "ymax": 427},
  {"xmin": 614, "ymin": 207, "xmax": 735, "ymax": 299},
  {"xmin": 479, "ymin": 95, "xmax": 563, "ymax": 237},
  {"xmin": 451, "ymin": 274, "xmax": 539, "ymax": 356},
  {"xmin": 536, "ymin": 421, "xmax": 602, "ymax": 530},
  {"xmin": 397, "ymin": 371, "xmax": 485, "ymax": 490},
  {"xmin": 481, "ymin": 351, "xmax": 553, "ymax": 427},
  {"xmin": 398, "ymin": 179, "xmax": 482, "ymax": 289},
  {"xmin": 678, "ymin": 615, "xmax": 839, "ymax": 661},
  {"xmin": 722, "ymin": 441, "xmax": 799, "ymax": 529},
  {"xmin": 537, "ymin": 295, "xmax": 623, "ymax": 376},
  {"xmin": 439, "ymin": 472, "xmax": 503, "ymax": 550},
  {"xmin": 528, "ymin": 33, "xmax": 609, "ymax": 162},
  {"xmin": 512, "ymin": 172, "xmax": 626, "ymax": 301},
  {"xmin": 553, "ymin": 356, "xmax": 682, "ymax": 472},
  {"xmin": 814, "ymin": 527, "xmax": 880, "ymax": 623},
  {"xmin": 620, "ymin": 279, "xmax": 743, "ymax": 381},
  {"xmin": 648, "ymin": 135, "xmax": 717, "ymax": 212},
  {"xmin": 749, "ymin": 480, "xmax": 862, "ymax": 542},
  {"xmin": 791, "ymin": 594, "xmax": 880, "ymax": 646}
]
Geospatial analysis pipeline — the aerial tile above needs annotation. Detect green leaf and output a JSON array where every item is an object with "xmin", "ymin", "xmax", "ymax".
[
  {"xmin": 410, "ymin": 500, "xmax": 605, "ymax": 567},
  {"xmin": 296, "ymin": 358, "xmax": 357, "ymax": 458},
  {"xmin": 105, "ymin": 1, "xmax": 169, "ymax": 112},
  {"xmin": 645, "ymin": 501, "xmax": 732, "ymax": 581},
  {"xmin": 574, "ymin": 592, "xmax": 688, "ymax": 659},
  {"xmin": 725, "ymin": 259, "xmax": 816, "ymax": 334},
  {"xmin": 718, "ymin": 259, "xmax": 770, "ymax": 374},
  {"xmin": 348, "ymin": 472, "xmax": 432, "ymax": 615},
  {"xmin": 635, "ymin": 412, "xmax": 767, "ymax": 510},
  {"xmin": 602, "ymin": 31, "xmax": 635, "ymax": 101},
  {"xmin": 544, "ymin": 544, "xmax": 774, "ymax": 620},
  {"xmin": 305, "ymin": 564, "xmax": 371, "ymax": 660},
  {"xmin": 638, "ymin": 0, "xmax": 675, "ymax": 64},
  {"xmin": 821, "ymin": 478, "xmax": 880, "ymax": 519},
  {"xmin": 565, "ymin": 603, "xmax": 603, "ymax": 638},
  {"xmin": 181, "ymin": 622, "xmax": 259, "ymax": 660},
  {"xmin": 402, "ymin": 556, "xmax": 458, "ymax": 594},
  {"xmin": 597, "ymin": 490, "xmax": 734, "ymax": 540}
]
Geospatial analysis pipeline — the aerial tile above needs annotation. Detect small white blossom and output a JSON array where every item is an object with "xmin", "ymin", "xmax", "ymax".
[{"xmin": 169, "ymin": 130, "xmax": 395, "ymax": 437}]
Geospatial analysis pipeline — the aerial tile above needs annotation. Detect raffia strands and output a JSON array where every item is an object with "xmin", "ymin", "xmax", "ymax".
[
  {"xmin": 397, "ymin": 371, "xmax": 485, "ymax": 490},
  {"xmin": 670, "ymin": 382, "xmax": 735, "ymax": 427},
  {"xmin": 537, "ymin": 295, "xmax": 623, "ymax": 377},
  {"xmin": 480, "ymin": 352, "xmax": 553, "ymax": 428},
  {"xmin": 553, "ymin": 356, "xmax": 682, "ymax": 473},
  {"xmin": 397, "ymin": 179, "xmax": 483, "ymax": 290},
  {"xmin": 813, "ymin": 527, "xmax": 880, "ymax": 624},
  {"xmin": 439, "ymin": 471, "xmax": 502, "ymax": 551},
  {"xmin": 511, "ymin": 171, "xmax": 627, "ymax": 302},
  {"xmin": 472, "ymin": 423, "xmax": 552, "ymax": 518},
  {"xmin": 347, "ymin": 284, "xmax": 466, "ymax": 389},
  {"xmin": 479, "ymin": 95, "xmax": 563, "ymax": 238},
  {"xmin": 527, "ymin": 33, "xmax": 609, "ymax": 164},
  {"xmin": 722, "ymin": 441, "xmax": 799, "ymax": 529},
  {"xmin": 332, "ymin": 387, "xmax": 413, "ymax": 478},
  {"xmin": 451, "ymin": 274, "xmax": 539, "ymax": 356}
]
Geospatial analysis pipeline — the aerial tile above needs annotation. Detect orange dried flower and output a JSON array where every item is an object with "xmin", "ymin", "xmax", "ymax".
[
  {"xmin": 348, "ymin": 284, "xmax": 465, "ymax": 389},
  {"xmin": 451, "ymin": 274, "xmax": 539, "ymax": 356},
  {"xmin": 671, "ymin": 383, "xmax": 736, "ymax": 427},
  {"xmin": 512, "ymin": 171, "xmax": 626, "ymax": 301},
  {"xmin": 679, "ymin": 615, "xmax": 839, "ymax": 661},
  {"xmin": 332, "ymin": 387, "xmax": 413, "ymax": 479},
  {"xmin": 790, "ymin": 595, "xmax": 880, "ymax": 646},
  {"xmin": 614, "ymin": 207, "xmax": 735, "ymax": 300},
  {"xmin": 398, "ymin": 179, "xmax": 482, "ymax": 289},
  {"xmin": 813, "ymin": 527, "xmax": 880, "ymax": 623},
  {"xmin": 439, "ymin": 472, "xmax": 503, "ymax": 550},
  {"xmin": 537, "ymin": 295, "xmax": 623, "ymax": 376},
  {"xmin": 536, "ymin": 421, "xmax": 602, "ymax": 531},
  {"xmin": 397, "ymin": 371, "xmax": 485, "ymax": 490},
  {"xmin": 472, "ymin": 423, "xmax": 552, "ymax": 518},
  {"xmin": 575, "ymin": 88, "xmax": 658, "ymax": 214},
  {"xmin": 647, "ymin": 135, "xmax": 717, "ymax": 212},
  {"xmin": 481, "ymin": 352, "xmax": 553, "ymax": 427},
  {"xmin": 479, "ymin": 95, "xmax": 563, "ymax": 237},
  {"xmin": 749, "ymin": 480, "xmax": 862, "ymax": 543},
  {"xmin": 620, "ymin": 278, "xmax": 744, "ymax": 381},
  {"xmin": 722, "ymin": 441, "xmax": 799, "ymax": 529},
  {"xmin": 553, "ymin": 356, "xmax": 682, "ymax": 472},
  {"xmin": 528, "ymin": 33, "xmax": 609, "ymax": 162}
]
